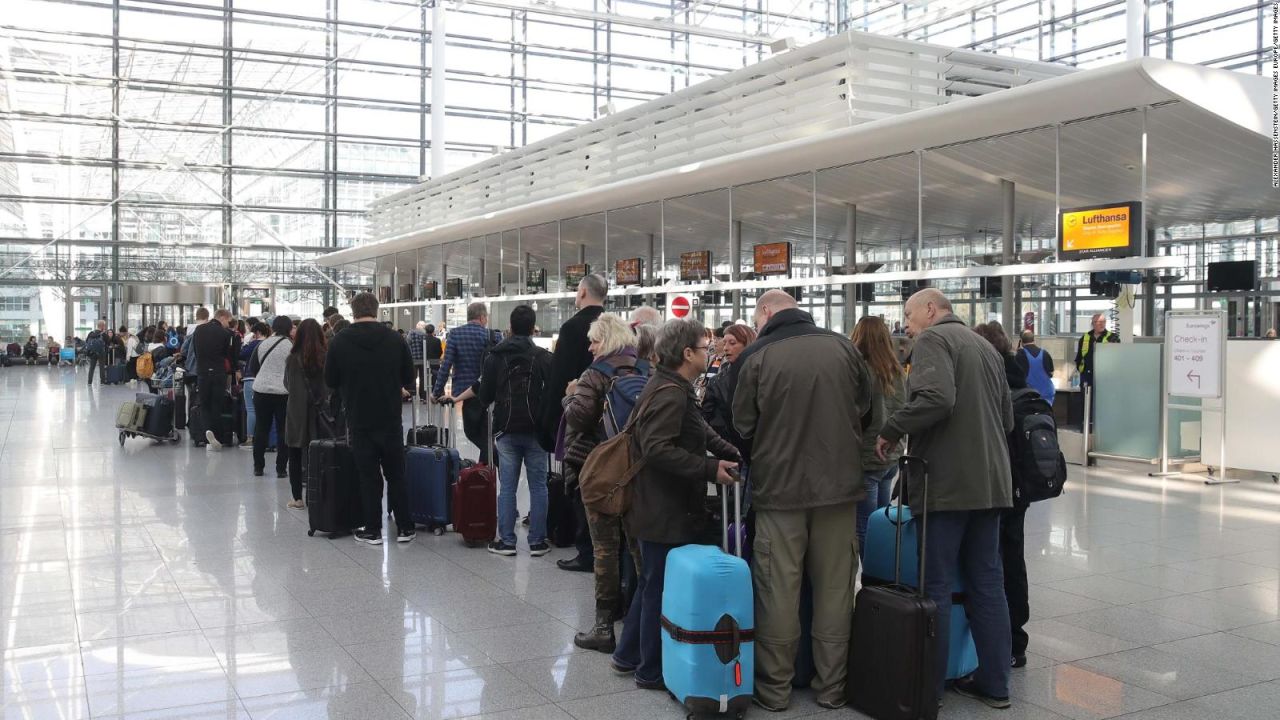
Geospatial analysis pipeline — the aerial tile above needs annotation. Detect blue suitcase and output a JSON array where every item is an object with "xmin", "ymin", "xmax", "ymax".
[
  {"xmin": 406, "ymin": 399, "xmax": 460, "ymax": 534},
  {"xmin": 862, "ymin": 504, "xmax": 978, "ymax": 680},
  {"xmin": 662, "ymin": 483, "xmax": 753, "ymax": 717}
]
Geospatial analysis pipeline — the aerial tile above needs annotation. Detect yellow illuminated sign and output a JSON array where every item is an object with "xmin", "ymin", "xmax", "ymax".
[{"xmin": 1059, "ymin": 202, "xmax": 1140, "ymax": 258}]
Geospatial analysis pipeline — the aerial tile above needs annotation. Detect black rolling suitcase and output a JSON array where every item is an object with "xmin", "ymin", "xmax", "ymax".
[
  {"xmin": 545, "ymin": 456, "xmax": 575, "ymax": 547},
  {"xmin": 847, "ymin": 455, "xmax": 939, "ymax": 720},
  {"xmin": 306, "ymin": 438, "xmax": 362, "ymax": 537},
  {"xmin": 406, "ymin": 358, "xmax": 447, "ymax": 447},
  {"xmin": 138, "ymin": 392, "xmax": 174, "ymax": 438},
  {"xmin": 189, "ymin": 391, "xmax": 235, "ymax": 447}
]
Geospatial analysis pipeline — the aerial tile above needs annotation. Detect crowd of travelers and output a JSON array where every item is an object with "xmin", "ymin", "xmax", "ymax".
[{"xmin": 15, "ymin": 273, "xmax": 1078, "ymax": 714}]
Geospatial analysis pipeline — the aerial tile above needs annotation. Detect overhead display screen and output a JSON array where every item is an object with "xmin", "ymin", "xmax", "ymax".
[
  {"xmin": 565, "ymin": 263, "xmax": 590, "ymax": 290},
  {"xmin": 1059, "ymin": 202, "xmax": 1141, "ymax": 260},
  {"xmin": 753, "ymin": 242, "xmax": 792, "ymax": 276},
  {"xmin": 615, "ymin": 258, "xmax": 642, "ymax": 285},
  {"xmin": 680, "ymin": 251, "xmax": 712, "ymax": 281}
]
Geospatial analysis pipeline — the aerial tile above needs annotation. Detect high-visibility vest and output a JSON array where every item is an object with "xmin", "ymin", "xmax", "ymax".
[{"xmin": 1077, "ymin": 330, "xmax": 1116, "ymax": 371}]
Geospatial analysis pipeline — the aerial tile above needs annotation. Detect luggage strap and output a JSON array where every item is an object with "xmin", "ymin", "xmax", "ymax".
[{"xmin": 660, "ymin": 615, "xmax": 755, "ymax": 644}]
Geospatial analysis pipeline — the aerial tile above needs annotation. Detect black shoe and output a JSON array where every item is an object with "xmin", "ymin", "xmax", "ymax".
[
  {"xmin": 397, "ymin": 529, "xmax": 416, "ymax": 544},
  {"xmin": 528, "ymin": 542, "xmax": 551, "ymax": 557},
  {"xmin": 253, "ymin": 469, "xmax": 264, "ymax": 477},
  {"xmin": 487, "ymin": 540, "xmax": 517, "ymax": 556},
  {"xmin": 1012, "ymin": 655, "xmax": 1027, "ymax": 668},
  {"xmin": 953, "ymin": 677, "xmax": 1011, "ymax": 709},
  {"xmin": 354, "ymin": 532, "xmax": 383, "ymax": 546},
  {"xmin": 557, "ymin": 556, "xmax": 593, "ymax": 572},
  {"xmin": 276, "ymin": 471, "xmax": 287, "ymax": 479},
  {"xmin": 608, "ymin": 659, "xmax": 634, "ymax": 676},
  {"xmin": 634, "ymin": 675, "xmax": 665, "ymax": 691}
]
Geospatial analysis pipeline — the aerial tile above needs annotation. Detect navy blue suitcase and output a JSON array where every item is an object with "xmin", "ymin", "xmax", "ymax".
[
  {"xmin": 406, "ymin": 399, "xmax": 460, "ymax": 534},
  {"xmin": 102, "ymin": 362, "xmax": 126, "ymax": 385}
]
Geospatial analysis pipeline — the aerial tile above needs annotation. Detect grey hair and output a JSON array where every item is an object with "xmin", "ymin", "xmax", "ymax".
[
  {"xmin": 466, "ymin": 302, "xmax": 489, "ymax": 321},
  {"xmin": 631, "ymin": 305, "xmax": 661, "ymax": 328},
  {"xmin": 587, "ymin": 314, "xmax": 636, "ymax": 357},
  {"xmin": 656, "ymin": 318, "xmax": 706, "ymax": 370},
  {"xmin": 579, "ymin": 273, "xmax": 608, "ymax": 301},
  {"xmin": 634, "ymin": 323, "xmax": 659, "ymax": 362}
]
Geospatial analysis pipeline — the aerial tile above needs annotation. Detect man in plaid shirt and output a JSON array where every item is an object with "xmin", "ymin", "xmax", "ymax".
[{"xmin": 432, "ymin": 302, "xmax": 498, "ymax": 463}]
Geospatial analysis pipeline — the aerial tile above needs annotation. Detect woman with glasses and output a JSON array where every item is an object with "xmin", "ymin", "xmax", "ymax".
[{"xmin": 610, "ymin": 318, "xmax": 741, "ymax": 690}]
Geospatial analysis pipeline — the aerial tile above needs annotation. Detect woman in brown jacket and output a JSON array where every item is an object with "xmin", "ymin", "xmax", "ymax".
[
  {"xmin": 609, "ymin": 318, "xmax": 740, "ymax": 690},
  {"xmin": 564, "ymin": 314, "xmax": 650, "ymax": 653}
]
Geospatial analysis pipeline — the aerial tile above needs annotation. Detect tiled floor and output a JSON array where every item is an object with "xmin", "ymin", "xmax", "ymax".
[{"xmin": 3, "ymin": 366, "xmax": 1280, "ymax": 719}]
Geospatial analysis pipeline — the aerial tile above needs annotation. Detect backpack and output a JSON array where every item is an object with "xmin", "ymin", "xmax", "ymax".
[
  {"xmin": 85, "ymin": 334, "xmax": 105, "ymax": 358},
  {"xmin": 579, "ymin": 381, "xmax": 678, "ymax": 516},
  {"xmin": 496, "ymin": 346, "xmax": 551, "ymax": 434},
  {"xmin": 136, "ymin": 352, "xmax": 155, "ymax": 380},
  {"xmin": 595, "ymin": 359, "xmax": 653, "ymax": 438},
  {"xmin": 1009, "ymin": 387, "xmax": 1067, "ymax": 505}
]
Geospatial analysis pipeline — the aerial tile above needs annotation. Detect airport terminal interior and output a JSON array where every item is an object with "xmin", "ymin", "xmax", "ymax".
[{"xmin": 3, "ymin": 0, "xmax": 1280, "ymax": 718}]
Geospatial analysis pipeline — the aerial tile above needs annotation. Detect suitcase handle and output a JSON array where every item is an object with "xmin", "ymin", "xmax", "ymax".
[
  {"xmin": 719, "ymin": 471, "xmax": 743, "ymax": 558},
  {"xmin": 893, "ymin": 455, "xmax": 928, "ymax": 596}
]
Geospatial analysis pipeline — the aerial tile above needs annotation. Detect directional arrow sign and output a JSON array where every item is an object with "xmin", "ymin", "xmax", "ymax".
[{"xmin": 1167, "ymin": 313, "xmax": 1222, "ymax": 399}]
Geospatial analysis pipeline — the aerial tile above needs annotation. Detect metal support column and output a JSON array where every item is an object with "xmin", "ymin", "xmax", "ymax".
[
  {"xmin": 1001, "ymin": 179, "xmax": 1016, "ymax": 337},
  {"xmin": 730, "ymin": 220, "xmax": 742, "ymax": 319},
  {"xmin": 844, "ymin": 203, "xmax": 856, "ymax": 332},
  {"xmin": 1142, "ymin": 227, "xmax": 1157, "ymax": 336},
  {"xmin": 646, "ymin": 233, "xmax": 655, "ymax": 287},
  {"xmin": 1126, "ymin": 0, "xmax": 1146, "ymax": 60},
  {"xmin": 110, "ymin": 0, "xmax": 121, "ymax": 315},
  {"xmin": 431, "ymin": 0, "xmax": 447, "ymax": 177}
]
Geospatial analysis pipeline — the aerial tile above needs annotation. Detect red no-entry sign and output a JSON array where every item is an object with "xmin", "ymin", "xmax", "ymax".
[{"xmin": 670, "ymin": 295, "xmax": 691, "ymax": 318}]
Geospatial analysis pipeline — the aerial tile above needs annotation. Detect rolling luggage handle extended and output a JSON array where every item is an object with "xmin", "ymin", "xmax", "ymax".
[
  {"xmin": 893, "ymin": 455, "xmax": 929, "ymax": 596},
  {"xmin": 720, "ymin": 471, "xmax": 744, "ymax": 558}
]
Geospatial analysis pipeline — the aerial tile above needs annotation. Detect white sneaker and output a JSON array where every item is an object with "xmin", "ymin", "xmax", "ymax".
[{"xmin": 205, "ymin": 430, "xmax": 222, "ymax": 448}]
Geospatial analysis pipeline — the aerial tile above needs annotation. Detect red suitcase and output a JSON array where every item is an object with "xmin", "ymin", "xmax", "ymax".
[{"xmin": 452, "ymin": 404, "xmax": 497, "ymax": 546}]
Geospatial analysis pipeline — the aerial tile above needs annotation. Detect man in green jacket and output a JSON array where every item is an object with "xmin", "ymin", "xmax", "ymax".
[
  {"xmin": 875, "ymin": 288, "xmax": 1015, "ymax": 710},
  {"xmin": 732, "ymin": 289, "xmax": 872, "ymax": 712}
]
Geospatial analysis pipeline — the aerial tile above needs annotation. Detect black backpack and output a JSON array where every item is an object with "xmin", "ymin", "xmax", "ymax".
[
  {"xmin": 497, "ymin": 346, "xmax": 551, "ymax": 434},
  {"xmin": 1009, "ymin": 387, "xmax": 1067, "ymax": 504}
]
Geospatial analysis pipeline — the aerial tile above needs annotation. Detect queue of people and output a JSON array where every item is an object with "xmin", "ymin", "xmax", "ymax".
[{"xmin": 62, "ymin": 278, "xmax": 1069, "ymax": 716}]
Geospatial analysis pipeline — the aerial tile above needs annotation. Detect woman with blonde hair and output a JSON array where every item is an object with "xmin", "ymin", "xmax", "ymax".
[
  {"xmin": 851, "ymin": 316, "xmax": 907, "ymax": 551},
  {"xmin": 562, "ymin": 313, "xmax": 650, "ymax": 653}
]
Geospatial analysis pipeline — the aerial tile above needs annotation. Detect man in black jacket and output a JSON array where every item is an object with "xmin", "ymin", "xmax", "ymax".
[
  {"xmin": 326, "ymin": 292, "xmax": 417, "ymax": 546},
  {"xmin": 191, "ymin": 309, "xmax": 235, "ymax": 448},
  {"xmin": 541, "ymin": 273, "xmax": 607, "ymax": 572}
]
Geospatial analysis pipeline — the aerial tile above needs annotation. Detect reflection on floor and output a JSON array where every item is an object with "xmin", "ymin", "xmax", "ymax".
[{"xmin": 2, "ymin": 365, "xmax": 1280, "ymax": 719}]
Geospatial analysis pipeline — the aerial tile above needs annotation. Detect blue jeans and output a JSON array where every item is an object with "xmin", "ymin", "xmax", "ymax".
[
  {"xmin": 495, "ymin": 432, "xmax": 548, "ymax": 546},
  {"xmin": 244, "ymin": 378, "xmax": 256, "ymax": 440},
  {"xmin": 921, "ymin": 509, "xmax": 1011, "ymax": 700},
  {"xmin": 855, "ymin": 465, "xmax": 898, "ymax": 552},
  {"xmin": 612, "ymin": 540, "xmax": 673, "ymax": 684}
]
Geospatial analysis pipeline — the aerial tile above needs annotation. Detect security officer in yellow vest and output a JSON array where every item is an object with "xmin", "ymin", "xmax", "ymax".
[{"xmin": 1074, "ymin": 313, "xmax": 1120, "ymax": 386}]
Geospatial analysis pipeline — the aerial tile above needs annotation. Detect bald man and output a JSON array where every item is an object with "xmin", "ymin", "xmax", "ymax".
[
  {"xmin": 731, "ymin": 288, "xmax": 872, "ymax": 711},
  {"xmin": 875, "ymin": 288, "xmax": 1015, "ymax": 708}
]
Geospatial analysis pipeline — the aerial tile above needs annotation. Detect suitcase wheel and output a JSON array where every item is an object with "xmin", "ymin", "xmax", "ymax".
[
  {"xmin": 433, "ymin": 527, "xmax": 445, "ymax": 536},
  {"xmin": 307, "ymin": 529, "xmax": 315, "ymax": 537}
]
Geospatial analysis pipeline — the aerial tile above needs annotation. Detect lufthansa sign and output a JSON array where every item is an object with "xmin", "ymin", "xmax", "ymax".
[{"xmin": 1058, "ymin": 201, "xmax": 1142, "ymax": 260}]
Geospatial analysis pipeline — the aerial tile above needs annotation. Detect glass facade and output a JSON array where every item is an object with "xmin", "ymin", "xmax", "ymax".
[{"xmin": 0, "ymin": 0, "xmax": 1272, "ymax": 345}]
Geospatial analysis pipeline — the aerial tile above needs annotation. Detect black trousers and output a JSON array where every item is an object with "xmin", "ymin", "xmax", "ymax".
[
  {"xmin": 1001, "ymin": 506, "xmax": 1030, "ymax": 657},
  {"xmin": 461, "ymin": 398, "xmax": 491, "ymax": 465},
  {"xmin": 287, "ymin": 446, "xmax": 304, "ymax": 501},
  {"xmin": 253, "ymin": 392, "xmax": 288, "ymax": 474},
  {"xmin": 197, "ymin": 369, "xmax": 229, "ymax": 444},
  {"xmin": 87, "ymin": 355, "xmax": 101, "ymax": 385},
  {"xmin": 351, "ymin": 426, "xmax": 412, "ymax": 535}
]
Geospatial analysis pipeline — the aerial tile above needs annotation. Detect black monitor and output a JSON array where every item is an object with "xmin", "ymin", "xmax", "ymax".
[{"xmin": 1206, "ymin": 261, "xmax": 1257, "ymax": 292}]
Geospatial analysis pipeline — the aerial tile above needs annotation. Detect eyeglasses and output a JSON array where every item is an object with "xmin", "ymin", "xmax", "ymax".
[{"xmin": 692, "ymin": 344, "xmax": 710, "ymax": 351}]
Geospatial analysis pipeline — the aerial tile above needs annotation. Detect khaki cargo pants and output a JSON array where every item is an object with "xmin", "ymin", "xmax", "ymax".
[{"xmin": 753, "ymin": 501, "xmax": 859, "ymax": 707}]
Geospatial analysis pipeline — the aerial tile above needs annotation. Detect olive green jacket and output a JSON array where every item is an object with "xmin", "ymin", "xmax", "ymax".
[{"xmin": 880, "ymin": 314, "xmax": 1014, "ymax": 513}]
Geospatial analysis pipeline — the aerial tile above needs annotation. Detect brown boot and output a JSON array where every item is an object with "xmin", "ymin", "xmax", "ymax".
[{"xmin": 573, "ymin": 606, "xmax": 616, "ymax": 653}]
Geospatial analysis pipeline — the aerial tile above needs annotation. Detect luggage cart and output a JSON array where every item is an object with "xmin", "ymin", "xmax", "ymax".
[{"xmin": 118, "ymin": 389, "xmax": 181, "ymax": 446}]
